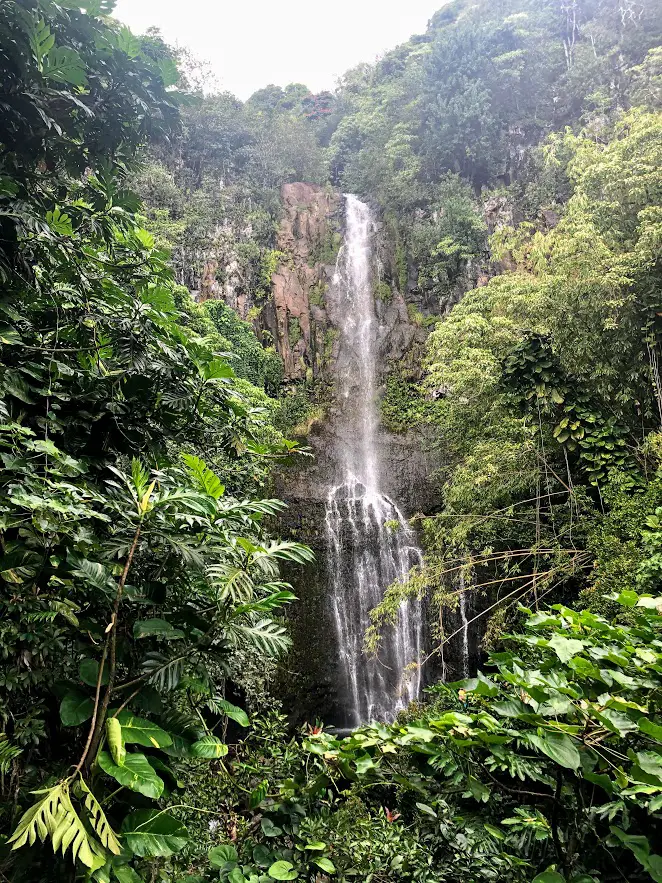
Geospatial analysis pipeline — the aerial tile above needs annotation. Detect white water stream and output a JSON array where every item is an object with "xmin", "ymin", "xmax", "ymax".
[
  {"xmin": 325, "ymin": 195, "xmax": 424, "ymax": 725},
  {"xmin": 458, "ymin": 573, "xmax": 470, "ymax": 679}
]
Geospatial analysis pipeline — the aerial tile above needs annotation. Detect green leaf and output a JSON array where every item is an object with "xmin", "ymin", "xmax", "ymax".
[
  {"xmin": 98, "ymin": 751, "xmax": 164, "ymax": 799},
  {"xmin": 636, "ymin": 750, "xmax": 662, "ymax": 782},
  {"xmin": 182, "ymin": 454, "xmax": 225, "ymax": 499},
  {"xmin": 60, "ymin": 690, "xmax": 94, "ymax": 727},
  {"xmin": 117, "ymin": 712, "xmax": 172, "ymax": 748},
  {"xmin": 467, "ymin": 776, "xmax": 490, "ymax": 802},
  {"xmin": 215, "ymin": 699, "xmax": 250, "ymax": 727},
  {"xmin": 42, "ymin": 46, "xmax": 87, "ymax": 86},
  {"xmin": 190, "ymin": 735, "xmax": 228, "ymax": 758},
  {"xmin": 121, "ymin": 810, "xmax": 188, "ymax": 857},
  {"xmin": 617, "ymin": 590, "xmax": 640, "ymax": 608},
  {"xmin": 253, "ymin": 844, "xmax": 273, "ymax": 867},
  {"xmin": 115, "ymin": 25, "xmax": 141, "ymax": 58},
  {"xmin": 547, "ymin": 635, "xmax": 585, "ymax": 663},
  {"xmin": 453, "ymin": 673, "xmax": 499, "ymax": 697},
  {"xmin": 249, "ymin": 778, "xmax": 268, "ymax": 809},
  {"xmin": 415, "ymin": 802, "xmax": 438, "ymax": 818},
  {"xmin": 45, "ymin": 206, "xmax": 73, "ymax": 235},
  {"xmin": 79, "ymin": 658, "xmax": 109, "ymax": 687},
  {"xmin": 304, "ymin": 841, "xmax": 326, "ymax": 851},
  {"xmin": 610, "ymin": 826, "xmax": 662, "ymax": 882},
  {"xmin": 232, "ymin": 618, "xmax": 291, "ymax": 657},
  {"xmin": 261, "ymin": 817, "xmax": 283, "ymax": 837},
  {"xmin": 268, "ymin": 860, "xmax": 298, "ymax": 880},
  {"xmin": 157, "ymin": 56, "xmax": 179, "ymax": 87},
  {"xmin": 133, "ymin": 619, "xmax": 185, "ymax": 640},
  {"xmin": 0, "ymin": 176, "xmax": 19, "ymax": 197},
  {"xmin": 209, "ymin": 844, "xmax": 239, "ymax": 868},
  {"xmin": 69, "ymin": 556, "xmax": 116, "ymax": 592},
  {"xmin": 114, "ymin": 868, "xmax": 145, "ymax": 883},
  {"xmin": 639, "ymin": 717, "xmax": 662, "ymax": 743},
  {"xmin": 528, "ymin": 732, "xmax": 581, "ymax": 771},
  {"xmin": 0, "ymin": 325, "xmax": 21, "ymax": 345},
  {"xmin": 314, "ymin": 857, "xmax": 336, "ymax": 873},
  {"xmin": 8, "ymin": 781, "xmax": 99, "ymax": 867},
  {"xmin": 532, "ymin": 872, "xmax": 565, "ymax": 883},
  {"xmin": 491, "ymin": 699, "xmax": 530, "ymax": 718},
  {"xmin": 484, "ymin": 823, "xmax": 506, "ymax": 840},
  {"xmin": 107, "ymin": 717, "xmax": 126, "ymax": 766}
]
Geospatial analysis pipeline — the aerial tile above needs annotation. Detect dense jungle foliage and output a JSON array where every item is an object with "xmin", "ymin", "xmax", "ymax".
[{"xmin": 3, "ymin": 0, "xmax": 662, "ymax": 882}]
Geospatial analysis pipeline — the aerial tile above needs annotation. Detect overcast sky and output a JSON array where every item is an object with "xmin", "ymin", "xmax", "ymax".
[{"xmin": 114, "ymin": 0, "xmax": 442, "ymax": 100}]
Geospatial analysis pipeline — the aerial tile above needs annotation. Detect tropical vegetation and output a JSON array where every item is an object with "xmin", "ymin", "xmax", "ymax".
[{"xmin": 2, "ymin": 0, "xmax": 662, "ymax": 881}]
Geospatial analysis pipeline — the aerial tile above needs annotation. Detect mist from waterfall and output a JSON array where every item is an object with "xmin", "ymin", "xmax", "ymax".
[{"xmin": 325, "ymin": 194, "xmax": 424, "ymax": 726}]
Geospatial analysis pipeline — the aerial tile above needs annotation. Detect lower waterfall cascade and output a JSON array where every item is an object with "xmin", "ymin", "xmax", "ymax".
[{"xmin": 324, "ymin": 194, "xmax": 425, "ymax": 726}]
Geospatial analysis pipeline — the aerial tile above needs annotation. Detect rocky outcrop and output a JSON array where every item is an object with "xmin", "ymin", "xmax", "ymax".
[{"xmin": 261, "ymin": 183, "xmax": 341, "ymax": 381}]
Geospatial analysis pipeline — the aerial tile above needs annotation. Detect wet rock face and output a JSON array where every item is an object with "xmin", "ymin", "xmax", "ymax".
[
  {"xmin": 262, "ymin": 183, "xmax": 341, "ymax": 381},
  {"xmin": 271, "ymin": 189, "xmax": 443, "ymax": 725},
  {"xmin": 276, "ymin": 421, "xmax": 440, "ymax": 516}
]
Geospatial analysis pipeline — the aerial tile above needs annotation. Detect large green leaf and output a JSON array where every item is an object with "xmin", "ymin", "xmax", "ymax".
[
  {"xmin": 261, "ymin": 817, "xmax": 283, "ymax": 837},
  {"xmin": 107, "ymin": 717, "xmax": 125, "ymax": 766},
  {"xmin": 213, "ymin": 699, "xmax": 250, "ymax": 727},
  {"xmin": 528, "ymin": 731, "xmax": 581, "ymax": 771},
  {"xmin": 268, "ymin": 860, "xmax": 298, "ymax": 881},
  {"xmin": 98, "ymin": 751, "xmax": 164, "ymax": 799},
  {"xmin": 117, "ymin": 712, "xmax": 172, "ymax": 748},
  {"xmin": 636, "ymin": 750, "xmax": 662, "ymax": 782},
  {"xmin": 547, "ymin": 635, "xmax": 585, "ymax": 663},
  {"xmin": 453, "ymin": 673, "xmax": 499, "ymax": 697},
  {"xmin": 611, "ymin": 826, "xmax": 662, "ymax": 883},
  {"xmin": 79, "ymin": 658, "xmax": 109, "ymax": 687},
  {"xmin": 190, "ymin": 735, "xmax": 228, "ymax": 758},
  {"xmin": 60, "ymin": 690, "xmax": 94, "ymax": 727},
  {"xmin": 209, "ymin": 844, "xmax": 238, "ymax": 868},
  {"xmin": 638, "ymin": 717, "xmax": 662, "ymax": 743},
  {"xmin": 121, "ymin": 810, "xmax": 188, "ymax": 857}
]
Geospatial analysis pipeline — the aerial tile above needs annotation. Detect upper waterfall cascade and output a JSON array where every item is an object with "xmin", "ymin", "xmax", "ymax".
[{"xmin": 325, "ymin": 195, "xmax": 424, "ymax": 725}]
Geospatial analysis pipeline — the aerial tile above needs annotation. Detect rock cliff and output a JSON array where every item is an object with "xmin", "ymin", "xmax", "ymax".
[
  {"xmin": 261, "ymin": 183, "xmax": 341, "ymax": 382},
  {"xmin": 269, "ymin": 186, "xmax": 443, "ymax": 724}
]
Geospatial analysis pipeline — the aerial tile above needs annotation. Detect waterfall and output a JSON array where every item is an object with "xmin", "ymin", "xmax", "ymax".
[
  {"xmin": 325, "ymin": 195, "xmax": 424, "ymax": 726},
  {"xmin": 458, "ymin": 573, "xmax": 470, "ymax": 678}
]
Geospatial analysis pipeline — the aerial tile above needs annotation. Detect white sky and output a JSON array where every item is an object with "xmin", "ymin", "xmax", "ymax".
[{"xmin": 114, "ymin": 0, "xmax": 442, "ymax": 100}]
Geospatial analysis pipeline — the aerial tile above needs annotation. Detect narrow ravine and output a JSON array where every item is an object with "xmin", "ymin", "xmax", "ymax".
[{"xmin": 325, "ymin": 195, "xmax": 424, "ymax": 725}]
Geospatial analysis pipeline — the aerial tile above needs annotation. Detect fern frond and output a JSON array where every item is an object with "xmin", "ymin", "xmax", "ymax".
[
  {"xmin": 226, "ymin": 617, "xmax": 291, "ymax": 658},
  {"xmin": 8, "ymin": 783, "xmax": 63, "ymax": 850},
  {"xmin": 0, "ymin": 734, "xmax": 22, "ymax": 773},
  {"xmin": 207, "ymin": 563, "xmax": 254, "ymax": 603},
  {"xmin": 141, "ymin": 651, "xmax": 185, "ymax": 691},
  {"xmin": 254, "ymin": 541, "xmax": 315, "ymax": 567},
  {"xmin": 182, "ymin": 453, "xmax": 225, "ymax": 499},
  {"xmin": 8, "ymin": 780, "xmax": 102, "ymax": 868},
  {"xmin": 51, "ymin": 785, "xmax": 96, "ymax": 867},
  {"xmin": 233, "ymin": 589, "xmax": 297, "ymax": 616},
  {"xmin": 76, "ymin": 778, "xmax": 121, "ymax": 855},
  {"xmin": 8, "ymin": 779, "xmax": 116, "ymax": 868},
  {"xmin": 25, "ymin": 610, "xmax": 59, "ymax": 623}
]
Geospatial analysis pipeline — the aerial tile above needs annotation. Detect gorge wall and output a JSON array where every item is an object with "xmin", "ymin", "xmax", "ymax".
[
  {"xmin": 265, "ymin": 184, "xmax": 441, "ymax": 724},
  {"xmin": 192, "ymin": 181, "xmax": 502, "ymax": 724}
]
